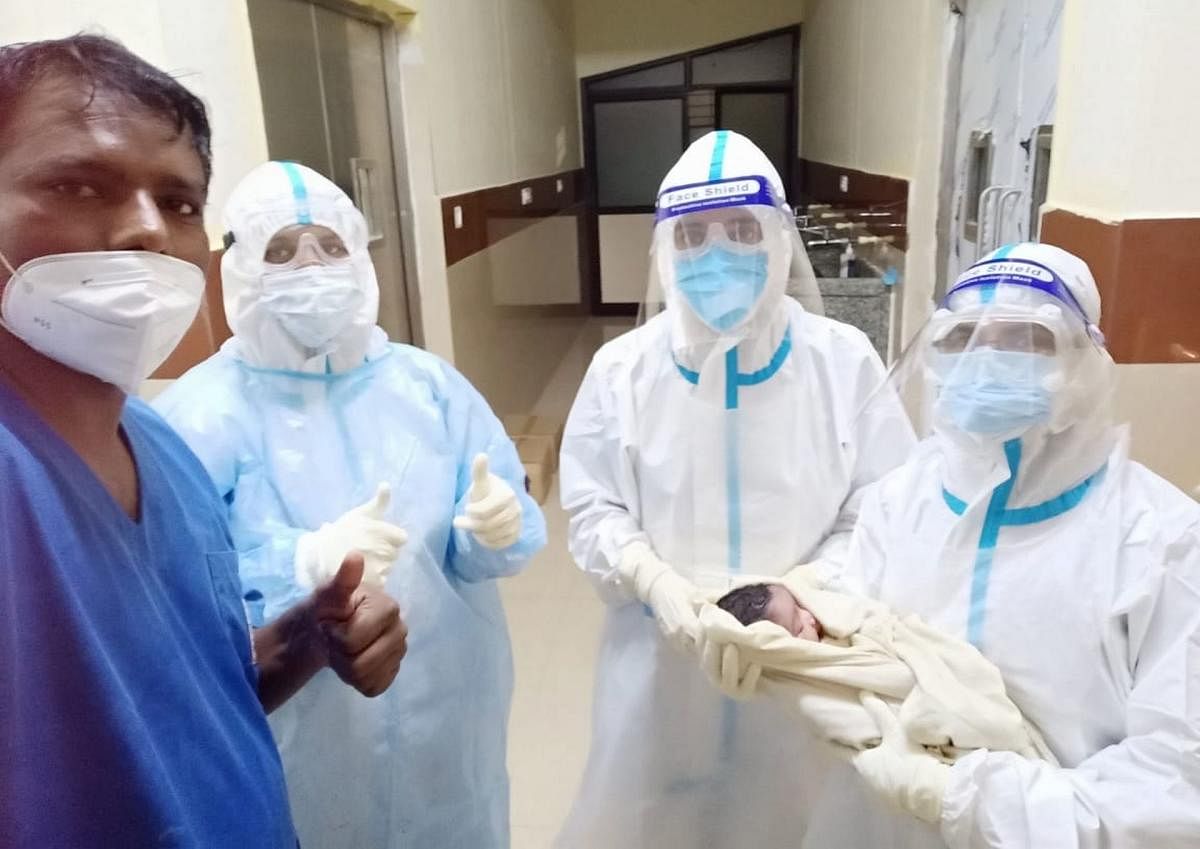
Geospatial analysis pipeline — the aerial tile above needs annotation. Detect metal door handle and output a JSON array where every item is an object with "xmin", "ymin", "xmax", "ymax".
[
  {"xmin": 975, "ymin": 185, "xmax": 1004, "ymax": 259},
  {"xmin": 350, "ymin": 157, "xmax": 384, "ymax": 244},
  {"xmin": 976, "ymin": 185, "xmax": 1022, "ymax": 259},
  {"xmin": 996, "ymin": 188, "xmax": 1023, "ymax": 248}
]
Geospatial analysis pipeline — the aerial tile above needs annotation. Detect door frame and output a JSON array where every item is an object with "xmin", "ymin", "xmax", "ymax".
[
  {"xmin": 268, "ymin": 0, "xmax": 424, "ymax": 345},
  {"xmin": 580, "ymin": 25, "xmax": 800, "ymax": 315}
]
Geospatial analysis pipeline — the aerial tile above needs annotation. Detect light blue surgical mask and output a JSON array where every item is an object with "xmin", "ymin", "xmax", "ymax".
[
  {"xmin": 934, "ymin": 349, "xmax": 1055, "ymax": 435},
  {"xmin": 674, "ymin": 246, "xmax": 768, "ymax": 332}
]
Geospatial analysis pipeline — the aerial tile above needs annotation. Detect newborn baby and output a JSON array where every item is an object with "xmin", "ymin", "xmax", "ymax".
[
  {"xmin": 699, "ymin": 572, "xmax": 1055, "ymax": 764},
  {"xmin": 717, "ymin": 583, "xmax": 824, "ymax": 642}
]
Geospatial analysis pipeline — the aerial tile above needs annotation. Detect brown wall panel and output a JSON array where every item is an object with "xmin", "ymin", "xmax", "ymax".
[
  {"xmin": 1042, "ymin": 208, "xmax": 1200, "ymax": 364},
  {"xmin": 797, "ymin": 158, "xmax": 908, "ymax": 210},
  {"xmin": 441, "ymin": 168, "xmax": 585, "ymax": 266},
  {"xmin": 795, "ymin": 157, "xmax": 909, "ymax": 248}
]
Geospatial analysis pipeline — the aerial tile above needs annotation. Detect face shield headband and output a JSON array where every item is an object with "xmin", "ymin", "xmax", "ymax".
[
  {"xmin": 655, "ymin": 175, "xmax": 781, "ymax": 223},
  {"xmin": 942, "ymin": 258, "xmax": 1105, "ymax": 345}
]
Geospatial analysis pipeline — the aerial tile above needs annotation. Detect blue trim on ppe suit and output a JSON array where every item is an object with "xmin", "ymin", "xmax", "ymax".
[
  {"xmin": 280, "ymin": 161, "xmax": 313, "ymax": 225},
  {"xmin": 942, "ymin": 438, "xmax": 1107, "ymax": 645}
]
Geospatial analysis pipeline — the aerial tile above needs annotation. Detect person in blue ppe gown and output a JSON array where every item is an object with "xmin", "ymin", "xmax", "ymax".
[
  {"xmin": 793, "ymin": 243, "xmax": 1200, "ymax": 848},
  {"xmin": 155, "ymin": 161, "xmax": 547, "ymax": 849},
  {"xmin": 553, "ymin": 131, "xmax": 915, "ymax": 848}
]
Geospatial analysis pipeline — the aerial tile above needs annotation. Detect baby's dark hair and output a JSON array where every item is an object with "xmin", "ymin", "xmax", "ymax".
[{"xmin": 716, "ymin": 583, "xmax": 774, "ymax": 627}]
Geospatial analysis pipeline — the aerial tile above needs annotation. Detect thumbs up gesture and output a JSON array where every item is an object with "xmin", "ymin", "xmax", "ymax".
[
  {"xmin": 452, "ymin": 453, "xmax": 522, "ymax": 550},
  {"xmin": 295, "ymin": 483, "xmax": 408, "ymax": 590},
  {"xmin": 313, "ymin": 552, "xmax": 408, "ymax": 698}
]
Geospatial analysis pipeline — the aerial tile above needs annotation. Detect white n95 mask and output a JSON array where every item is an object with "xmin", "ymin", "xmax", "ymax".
[
  {"xmin": 259, "ymin": 265, "xmax": 364, "ymax": 350},
  {"xmin": 0, "ymin": 249, "xmax": 205, "ymax": 393}
]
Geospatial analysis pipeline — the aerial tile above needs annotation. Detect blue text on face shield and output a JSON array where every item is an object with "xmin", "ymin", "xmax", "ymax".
[
  {"xmin": 935, "ymin": 349, "xmax": 1055, "ymax": 434},
  {"xmin": 674, "ymin": 247, "xmax": 768, "ymax": 332}
]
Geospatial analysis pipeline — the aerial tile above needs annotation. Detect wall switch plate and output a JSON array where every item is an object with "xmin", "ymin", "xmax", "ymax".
[
  {"xmin": 839, "ymin": 175, "xmax": 849, "ymax": 193},
  {"xmin": 453, "ymin": 205, "xmax": 463, "ymax": 229},
  {"xmin": 556, "ymin": 178, "xmax": 564, "ymax": 194},
  {"xmin": 521, "ymin": 187, "xmax": 533, "ymax": 205}
]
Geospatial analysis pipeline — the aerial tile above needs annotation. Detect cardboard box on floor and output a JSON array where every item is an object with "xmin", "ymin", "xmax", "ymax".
[
  {"xmin": 502, "ymin": 415, "xmax": 565, "ymax": 465},
  {"xmin": 503, "ymin": 414, "xmax": 564, "ymax": 506},
  {"xmin": 514, "ymin": 435, "xmax": 554, "ymax": 505}
]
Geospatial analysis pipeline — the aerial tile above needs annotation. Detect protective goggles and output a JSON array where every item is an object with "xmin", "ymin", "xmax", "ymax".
[
  {"xmin": 673, "ymin": 212, "xmax": 764, "ymax": 251},
  {"xmin": 932, "ymin": 317, "xmax": 1058, "ymax": 355},
  {"xmin": 261, "ymin": 225, "xmax": 351, "ymax": 268}
]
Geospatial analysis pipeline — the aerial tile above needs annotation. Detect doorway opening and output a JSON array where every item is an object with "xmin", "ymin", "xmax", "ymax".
[
  {"xmin": 246, "ymin": 0, "xmax": 419, "ymax": 343},
  {"xmin": 580, "ymin": 26, "xmax": 800, "ymax": 314}
]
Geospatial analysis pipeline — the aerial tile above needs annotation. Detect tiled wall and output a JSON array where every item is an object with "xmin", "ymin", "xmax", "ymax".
[{"xmin": 796, "ymin": 158, "xmax": 910, "ymax": 249}]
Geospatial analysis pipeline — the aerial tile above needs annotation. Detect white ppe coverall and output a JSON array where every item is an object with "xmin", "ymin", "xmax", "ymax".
[
  {"xmin": 555, "ymin": 130, "xmax": 914, "ymax": 847},
  {"xmin": 800, "ymin": 243, "xmax": 1200, "ymax": 848}
]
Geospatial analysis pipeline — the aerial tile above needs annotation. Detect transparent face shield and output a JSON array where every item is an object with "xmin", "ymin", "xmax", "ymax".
[
  {"xmin": 639, "ymin": 176, "xmax": 822, "ymax": 364},
  {"xmin": 630, "ymin": 177, "xmax": 832, "ymax": 582},
  {"xmin": 863, "ymin": 258, "xmax": 1116, "ymax": 450}
]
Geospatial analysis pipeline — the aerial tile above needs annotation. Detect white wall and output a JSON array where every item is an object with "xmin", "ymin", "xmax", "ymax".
[
  {"xmin": 1048, "ymin": 0, "xmax": 1200, "ymax": 220},
  {"xmin": 1044, "ymin": 0, "xmax": 1200, "ymax": 495},
  {"xmin": 599, "ymin": 214, "xmax": 654, "ymax": 304},
  {"xmin": 5, "ymin": 1, "xmax": 270, "ymax": 251},
  {"xmin": 799, "ymin": 0, "xmax": 946, "ymax": 352},
  {"xmin": 413, "ymin": 0, "xmax": 579, "ymax": 198},
  {"xmin": 801, "ymin": 0, "xmax": 928, "ymax": 180},
  {"xmin": 1114, "ymin": 365, "xmax": 1200, "ymax": 496},
  {"xmin": 489, "ymin": 215, "xmax": 581, "ymax": 306},
  {"xmin": 395, "ymin": 22, "xmax": 455, "ymax": 359},
  {"xmin": 394, "ymin": 0, "xmax": 581, "ymax": 360},
  {"xmin": 573, "ymin": 0, "xmax": 802, "ymax": 80},
  {"xmin": 896, "ymin": 2, "xmax": 955, "ymax": 351}
]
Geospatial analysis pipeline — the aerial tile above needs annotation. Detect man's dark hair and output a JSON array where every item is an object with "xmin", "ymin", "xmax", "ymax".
[
  {"xmin": 716, "ymin": 583, "xmax": 773, "ymax": 627},
  {"xmin": 0, "ymin": 34, "xmax": 212, "ymax": 185}
]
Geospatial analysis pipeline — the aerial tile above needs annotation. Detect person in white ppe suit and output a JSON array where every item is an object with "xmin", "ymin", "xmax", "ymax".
[
  {"xmin": 800, "ymin": 243, "xmax": 1200, "ymax": 848},
  {"xmin": 155, "ymin": 161, "xmax": 546, "ymax": 849},
  {"xmin": 555, "ymin": 130, "xmax": 915, "ymax": 847}
]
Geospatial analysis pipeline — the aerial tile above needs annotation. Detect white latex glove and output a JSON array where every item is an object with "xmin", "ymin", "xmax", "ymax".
[
  {"xmin": 452, "ymin": 454, "xmax": 522, "ymax": 550},
  {"xmin": 618, "ymin": 541, "xmax": 702, "ymax": 655},
  {"xmin": 699, "ymin": 626, "xmax": 763, "ymax": 700},
  {"xmin": 295, "ymin": 484, "xmax": 408, "ymax": 590},
  {"xmin": 853, "ymin": 693, "xmax": 951, "ymax": 825}
]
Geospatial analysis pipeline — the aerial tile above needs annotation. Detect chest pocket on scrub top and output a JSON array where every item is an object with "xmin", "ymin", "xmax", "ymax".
[{"xmin": 205, "ymin": 550, "xmax": 255, "ymax": 675}]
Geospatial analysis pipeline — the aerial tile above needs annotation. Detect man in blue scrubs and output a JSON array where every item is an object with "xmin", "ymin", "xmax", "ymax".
[{"xmin": 0, "ymin": 35, "xmax": 408, "ymax": 847}]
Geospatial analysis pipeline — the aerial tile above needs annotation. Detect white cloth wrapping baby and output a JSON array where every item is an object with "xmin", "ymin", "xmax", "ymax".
[{"xmin": 698, "ymin": 572, "xmax": 1056, "ymax": 765}]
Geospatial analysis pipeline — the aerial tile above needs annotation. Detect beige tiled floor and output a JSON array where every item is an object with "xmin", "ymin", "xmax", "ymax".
[{"xmin": 502, "ymin": 317, "xmax": 632, "ymax": 849}]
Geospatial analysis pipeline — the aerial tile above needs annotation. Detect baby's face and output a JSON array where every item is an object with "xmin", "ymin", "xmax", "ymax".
[{"xmin": 764, "ymin": 585, "xmax": 823, "ymax": 641}]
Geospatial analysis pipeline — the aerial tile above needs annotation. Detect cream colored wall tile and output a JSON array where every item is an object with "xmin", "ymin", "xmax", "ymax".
[
  {"xmin": 599, "ymin": 213, "xmax": 654, "ymax": 304},
  {"xmin": 490, "ymin": 217, "xmax": 582, "ymax": 306},
  {"xmin": 448, "ymin": 246, "xmax": 587, "ymax": 416},
  {"xmin": 1115, "ymin": 364, "xmax": 1200, "ymax": 496}
]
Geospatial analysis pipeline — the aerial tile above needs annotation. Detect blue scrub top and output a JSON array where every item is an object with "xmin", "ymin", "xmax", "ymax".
[{"xmin": 0, "ymin": 383, "xmax": 295, "ymax": 848}]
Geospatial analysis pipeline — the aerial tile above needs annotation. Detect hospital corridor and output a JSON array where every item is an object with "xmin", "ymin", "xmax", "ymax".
[
  {"xmin": 498, "ymin": 319, "xmax": 625, "ymax": 849},
  {"xmin": 2, "ymin": 0, "xmax": 1200, "ymax": 848}
]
